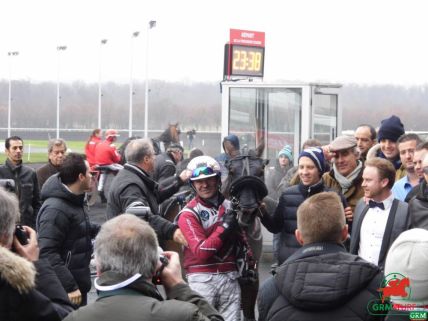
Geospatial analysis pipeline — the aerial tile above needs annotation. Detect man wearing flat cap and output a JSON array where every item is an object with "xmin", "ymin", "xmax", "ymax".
[{"xmin": 323, "ymin": 135, "xmax": 364, "ymax": 225}]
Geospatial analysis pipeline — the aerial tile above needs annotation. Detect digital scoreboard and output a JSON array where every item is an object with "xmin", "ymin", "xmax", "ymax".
[
  {"xmin": 224, "ymin": 29, "xmax": 265, "ymax": 79},
  {"xmin": 224, "ymin": 44, "xmax": 265, "ymax": 77}
]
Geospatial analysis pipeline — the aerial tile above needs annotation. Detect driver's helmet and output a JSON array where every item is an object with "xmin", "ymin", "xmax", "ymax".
[{"xmin": 187, "ymin": 156, "xmax": 221, "ymax": 181}]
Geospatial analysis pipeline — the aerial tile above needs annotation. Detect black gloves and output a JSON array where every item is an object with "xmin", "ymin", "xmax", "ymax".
[{"xmin": 220, "ymin": 209, "xmax": 239, "ymax": 240}]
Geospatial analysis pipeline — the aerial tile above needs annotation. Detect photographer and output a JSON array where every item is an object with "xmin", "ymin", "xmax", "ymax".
[
  {"xmin": 64, "ymin": 214, "xmax": 223, "ymax": 321},
  {"xmin": 0, "ymin": 187, "xmax": 73, "ymax": 321},
  {"xmin": 177, "ymin": 156, "xmax": 242, "ymax": 321}
]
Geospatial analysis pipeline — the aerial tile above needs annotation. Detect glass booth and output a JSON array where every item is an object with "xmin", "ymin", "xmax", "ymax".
[{"xmin": 221, "ymin": 81, "xmax": 342, "ymax": 165}]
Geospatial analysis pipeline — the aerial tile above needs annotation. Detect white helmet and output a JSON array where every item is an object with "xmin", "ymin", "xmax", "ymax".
[{"xmin": 187, "ymin": 156, "xmax": 221, "ymax": 181}]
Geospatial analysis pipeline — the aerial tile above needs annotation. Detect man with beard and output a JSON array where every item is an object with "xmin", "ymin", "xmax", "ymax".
[
  {"xmin": 392, "ymin": 134, "xmax": 422, "ymax": 201},
  {"xmin": 37, "ymin": 153, "xmax": 100, "ymax": 307},
  {"xmin": 0, "ymin": 136, "xmax": 41, "ymax": 229}
]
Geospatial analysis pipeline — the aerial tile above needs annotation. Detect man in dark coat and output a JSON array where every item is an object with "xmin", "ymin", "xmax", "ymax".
[
  {"xmin": 106, "ymin": 138, "xmax": 188, "ymax": 246},
  {"xmin": 63, "ymin": 214, "xmax": 223, "ymax": 321},
  {"xmin": 408, "ymin": 154, "xmax": 428, "ymax": 228},
  {"xmin": 0, "ymin": 187, "xmax": 73, "ymax": 321},
  {"xmin": 258, "ymin": 192, "xmax": 383, "ymax": 321},
  {"xmin": 37, "ymin": 153, "xmax": 100, "ymax": 307},
  {"xmin": 36, "ymin": 138, "xmax": 67, "ymax": 190},
  {"xmin": 0, "ymin": 136, "xmax": 41, "ymax": 229},
  {"xmin": 153, "ymin": 143, "xmax": 184, "ymax": 182}
]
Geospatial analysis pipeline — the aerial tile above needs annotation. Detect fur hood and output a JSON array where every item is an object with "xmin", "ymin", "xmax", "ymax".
[{"xmin": 0, "ymin": 246, "xmax": 36, "ymax": 294}]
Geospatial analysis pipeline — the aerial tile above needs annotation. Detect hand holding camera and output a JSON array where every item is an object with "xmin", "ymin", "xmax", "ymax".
[
  {"xmin": 157, "ymin": 251, "xmax": 185, "ymax": 291},
  {"xmin": 13, "ymin": 225, "xmax": 39, "ymax": 262}
]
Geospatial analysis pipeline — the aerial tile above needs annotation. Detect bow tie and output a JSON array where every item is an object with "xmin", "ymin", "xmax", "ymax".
[{"xmin": 368, "ymin": 200, "xmax": 385, "ymax": 210}]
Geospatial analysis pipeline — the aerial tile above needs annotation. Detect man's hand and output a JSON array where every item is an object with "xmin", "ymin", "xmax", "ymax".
[
  {"xmin": 344, "ymin": 206, "xmax": 353, "ymax": 222},
  {"xmin": 68, "ymin": 289, "xmax": 82, "ymax": 306},
  {"xmin": 13, "ymin": 226, "xmax": 39, "ymax": 262},
  {"xmin": 159, "ymin": 251, "xmax": 185, "ymax": 292},
  {"xmin": 173, "ymin": 228, "xmax": 188, "ymax": 247},
  {"xmin": 179, "ymin": 169, "xmax": 191, "ymax": 183}
]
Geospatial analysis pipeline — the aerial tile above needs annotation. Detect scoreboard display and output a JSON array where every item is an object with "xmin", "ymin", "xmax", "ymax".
[{"xmin": 224, "ymin": 29, "xmax": 265, "ymax": 79}]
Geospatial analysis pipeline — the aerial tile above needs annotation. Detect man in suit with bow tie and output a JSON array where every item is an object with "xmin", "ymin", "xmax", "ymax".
[{"xmin": 350, "ymin": 157, "xmax": 410, "ymax": 270}]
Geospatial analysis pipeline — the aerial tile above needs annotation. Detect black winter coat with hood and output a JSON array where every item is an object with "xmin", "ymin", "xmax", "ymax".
[
  {"xmin": 258, "ymin": 243, "xmax": 383, "ymax": 321},
  {"xmin": 37, "ymin": 174, "xmax": 99, "ymax": 295}
]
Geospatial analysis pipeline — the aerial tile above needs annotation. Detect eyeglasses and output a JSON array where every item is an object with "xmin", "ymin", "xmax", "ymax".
[
  {"xmin": 423, "ymin": 166, "xmax": 428, "ymax": 175},
  {"xmin": 191, "ymin": 166, "xmax": 215, "ymax": 179}
]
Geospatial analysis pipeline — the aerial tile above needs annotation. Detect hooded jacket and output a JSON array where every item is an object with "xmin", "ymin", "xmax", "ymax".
[
  {"xmin": 37, "ymin": 174, "xmax": 99, "ymax": 294},
  {"xmin": 0, "ymin": 247, "xmax": 73, "ymax": 321},
  {"xmin": 258, "ymin": 243, "xmax": 383, "ymax": 321}
]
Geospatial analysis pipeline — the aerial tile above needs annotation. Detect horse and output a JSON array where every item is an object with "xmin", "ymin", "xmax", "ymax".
[
  {"xmin": 152, "ymin": 122, "xmax": 180, "ymax": 153},
  {"xmin": 222, "ymin": 146, "xmax": 270, "ymax": 321}
]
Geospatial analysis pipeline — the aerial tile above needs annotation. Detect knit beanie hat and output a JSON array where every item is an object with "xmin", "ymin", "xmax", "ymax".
[
  {"xmin": 223, "ymin": 134, "xmax": 240, "ymax": 151},
  {"xmin": 278, "ymin": 145, "xmax": 293, "ymax": 162},
  {"xmin": 384, "ymin": 228, "xmax": 428, "ymax": 305},
  {"xmin": 377, "ymin": 115, "xmax": 405, "ymax": 142},
  {"xmin": 298, "ymin": 147, "xmax": 326, "ymax": 174}
]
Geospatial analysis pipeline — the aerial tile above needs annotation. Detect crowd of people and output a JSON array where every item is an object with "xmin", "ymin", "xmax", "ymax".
[{"xmin": 1, "ymin": 115, "xmax": 428, "ymax": 321}]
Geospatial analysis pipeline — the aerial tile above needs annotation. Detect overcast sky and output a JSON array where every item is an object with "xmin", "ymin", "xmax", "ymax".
[{"xmin": 1, "ymin": 0, "xmax": 428, "ymax": 85}]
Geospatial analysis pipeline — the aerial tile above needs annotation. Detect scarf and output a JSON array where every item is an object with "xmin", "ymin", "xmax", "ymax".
[{"xmin": 333, "ymin": 160, "xmax": 363, "ymax": 194}]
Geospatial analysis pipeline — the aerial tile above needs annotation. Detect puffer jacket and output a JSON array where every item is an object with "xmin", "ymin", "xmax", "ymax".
[
  {"xmin": 258, "ymin": 243, "xmax": 383, "ymax": 321},
  {"xmin": 0, "ymin": 247, "xmax": 73, "ymax": 321},
  {"xmin": 37, "ymin": 174, "xmax": 99, "ymax": 294},
  {"xmin": 0, "ymin": 159, "xmax": 41, "ymax": 228},
  {"xmin": 261, "ymin": 180, "xmax": 347, "ymax": 264}
]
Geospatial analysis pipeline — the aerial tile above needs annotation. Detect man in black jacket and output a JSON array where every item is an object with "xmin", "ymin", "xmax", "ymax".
[
  {"xmin": 37, "ymin": 153, "xmax": 100, "ymax": 307},
  {"xmin": 153, "ymin": 143, "xmax": 184, "ymax": 182},
  {"xmin": 0, "ymin": 136, "xmax": 41, "ymax": 229},
  {"xmin": 106, "ymin": 138, "xmax": 188, "ymax": 246},
  {"xmin": 258, "ymin": 192, "xmax": 383, "ymax": 321},
  {"xmin": 0, "ymin": 187, "xmax": 73, "ymax": 321}
]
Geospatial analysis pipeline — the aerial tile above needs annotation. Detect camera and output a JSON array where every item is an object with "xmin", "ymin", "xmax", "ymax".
[
  {"xmin": 152, "ymin": 255, "xmax": 169, "ymax": 285},
  {"xmin": 0, "ymin": 179, "xmax": 15, "ymax": 193},
  {"xmin": 15, "ymin": 224, "xmax": 29, "ymax": 245},
  {"xmin": 126, "ymin": 205, "xmax": 151, "ymax": 221}
]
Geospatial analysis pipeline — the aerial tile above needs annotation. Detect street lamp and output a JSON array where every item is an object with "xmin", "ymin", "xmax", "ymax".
[
  {"xmin": 56, "ymin": 45, "xmax": 67, "ymax": 139},
  {"xmin": 7, "ymin": 51, "xmax": 19, "ymax": 138},
  {"xmin": 144, "ymin": 20, "xmax": 156, "ymax": 139},
  {"xmin": 98, "ymin": 39, "xmax": 108, "ymax": 129},
  {"xmin": 129, "ymin": 31, "xmax": 139, "ymax": 137}
]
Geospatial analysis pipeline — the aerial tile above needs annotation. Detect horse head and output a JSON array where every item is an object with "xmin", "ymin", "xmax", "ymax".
[{"xmin": 225, "ymin": 150, "xmax": 269, "ymax": 223}]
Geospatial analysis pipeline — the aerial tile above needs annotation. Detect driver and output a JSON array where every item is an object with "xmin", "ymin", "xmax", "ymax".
[{"xmin": 176, "ymin": 156, "xmax": 242, "ymax": 321}]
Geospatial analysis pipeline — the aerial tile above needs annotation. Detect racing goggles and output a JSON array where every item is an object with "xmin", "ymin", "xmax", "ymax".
[{"xmin": 191, "ymin": 166, "xmax": 216, "ymax": 180}]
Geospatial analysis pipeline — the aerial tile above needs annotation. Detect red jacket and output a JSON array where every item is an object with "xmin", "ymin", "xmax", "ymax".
[
  {"xmin": 85, "ymin": 136, "xmax": 101, "ymax": 168},
  {"xmin": 94, "ymin": 140, "xmax": 121, "ymax": 165},
  {"xmin": 177, "ymin": 195, "xmax": 240, "ymax": 274}
]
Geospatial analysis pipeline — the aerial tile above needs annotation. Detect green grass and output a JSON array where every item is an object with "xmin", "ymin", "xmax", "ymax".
[{"xmin": 0, "ymin": 140, "xmax": 86, "ymax": 164}]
